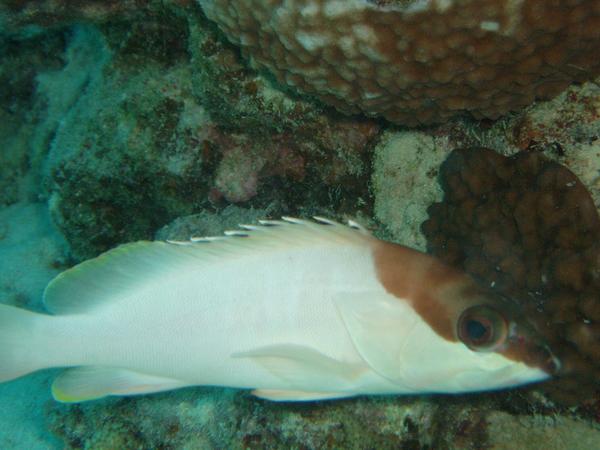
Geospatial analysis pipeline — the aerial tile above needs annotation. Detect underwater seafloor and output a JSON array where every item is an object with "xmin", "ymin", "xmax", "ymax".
[{"xmin": 2, "ymin": 1, "xmax": 600, "ymax": 448}]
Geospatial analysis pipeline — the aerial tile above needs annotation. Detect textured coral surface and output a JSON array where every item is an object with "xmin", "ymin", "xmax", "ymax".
[
  {"xmin": 198, "ymin": 0, "xmax": 600, "ymax": 125},
  {"xmin": 422, "ymin": 147, "xmax": 600, "ymax": 403}
]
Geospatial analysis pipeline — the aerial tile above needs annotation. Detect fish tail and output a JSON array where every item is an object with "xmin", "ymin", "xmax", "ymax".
[{"xmin": 0, "ymin": 303, "xmax": 50, "ymax": 382}]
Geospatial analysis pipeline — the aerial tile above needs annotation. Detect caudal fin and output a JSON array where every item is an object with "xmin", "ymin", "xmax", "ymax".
[{"xmin": 0, "ymin": 303, "xmax": 48, "ymax": 382}]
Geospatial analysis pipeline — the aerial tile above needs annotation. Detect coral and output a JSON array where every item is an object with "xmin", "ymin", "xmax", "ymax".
[
  {"xmin": 197, "ymin": 0, "xmax": 600, "ymax": 126},
  {"xmin": 510, "ymin": 80, "xmax": 600, "ymax": 208},
  {"xmin": 188, "ymin": 13, "xmax": 327, "ymax": 135},
  {"xmin": 426, "ymin": 78, "xmax": 600, "ymax": 208},
  {"xmin": 422, "ymin": 147, "xmax": 600, "ymax": 404}
]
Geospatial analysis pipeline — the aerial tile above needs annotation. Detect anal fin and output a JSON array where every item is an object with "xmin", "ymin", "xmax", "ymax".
[
  {"xmin": 251, "ymin": 389, "xmax": 356, "ymax": 402},
  {"xmin": 52, "ymin": 366, "xmax": 190, "ymax": 403}
]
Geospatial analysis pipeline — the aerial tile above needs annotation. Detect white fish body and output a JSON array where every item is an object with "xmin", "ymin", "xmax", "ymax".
[{"xmin": 0, "ymin": 218, "xmax": 553, "ymax": 402}]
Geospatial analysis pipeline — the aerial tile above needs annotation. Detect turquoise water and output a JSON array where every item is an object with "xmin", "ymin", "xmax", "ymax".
[{"xmin": 0, "ymin": 204, "xmax": 64, "ymax": 448}]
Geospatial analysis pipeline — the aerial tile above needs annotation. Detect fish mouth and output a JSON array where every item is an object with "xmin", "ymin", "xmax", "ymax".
[
  {"xmin": 535, "ymin": 345, "xmax": 562, "ymax": 375},
  {"xmin": 502, "ymin": 322, "xmax": 562, "ymax": 376}
]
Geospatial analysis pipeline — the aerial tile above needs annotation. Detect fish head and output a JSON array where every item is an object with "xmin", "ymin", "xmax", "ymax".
[
  {"xmin": 363, "ymin": 241, "xmax": 559, "ymax": 393},
  {"xmin": 437, "ymin": 284, "xmax": 560, "ymax": 391}
]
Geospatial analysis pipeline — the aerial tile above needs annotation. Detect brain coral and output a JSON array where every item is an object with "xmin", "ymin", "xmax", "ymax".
[
  {"xmin": 422, "ymin": 147, "xmax": 600, "ymax": 403},
  {"xmin": 197, "ymin": 0, "xmax": 600, "ymax": 126}
]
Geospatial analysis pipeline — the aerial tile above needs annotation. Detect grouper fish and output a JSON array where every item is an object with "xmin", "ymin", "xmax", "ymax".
[{"xmin": 0, "ymin": 217, "xmax": 559, "ymax": 402}]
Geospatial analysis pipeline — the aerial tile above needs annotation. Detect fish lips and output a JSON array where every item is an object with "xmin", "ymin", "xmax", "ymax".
[{"xmin": 501, "ymin": 321, "xmax": 562, "ymax": 376}]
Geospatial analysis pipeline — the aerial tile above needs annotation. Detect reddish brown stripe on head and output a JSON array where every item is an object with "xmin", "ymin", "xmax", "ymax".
[
  {"xmin": 372, "ymin": 239, "xmax": 559, "ymax": 374},
  {"xmin": 371, "ymin": 240, "xmax": 471, "ymax": 342}
]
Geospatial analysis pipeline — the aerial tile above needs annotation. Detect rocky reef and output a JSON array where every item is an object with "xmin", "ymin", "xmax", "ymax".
[
  {"xmin": 1, "ymin": 0, "xmax": 600, "ymax": 448},
  {"xmin": 31, "ymin": 5, "xmax": 379, "ymax": 260},
  {"xmin": 46, "ymin": 384, "xmax": 600, "ymax": 449}
]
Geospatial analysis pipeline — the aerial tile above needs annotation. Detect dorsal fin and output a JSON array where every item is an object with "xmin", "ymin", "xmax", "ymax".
[{"xmin": 43, "ymin": 217, "xmax": 373, "ymax": 315}]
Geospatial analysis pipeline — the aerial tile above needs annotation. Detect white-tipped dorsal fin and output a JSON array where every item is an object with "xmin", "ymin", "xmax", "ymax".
[
  {"xmin": 51, "ymin": 366, "xmax": 189, "ymax": 403},
  {"xmin": 43, "ymin": 217, "xmax": 372, "ymax": 315}
]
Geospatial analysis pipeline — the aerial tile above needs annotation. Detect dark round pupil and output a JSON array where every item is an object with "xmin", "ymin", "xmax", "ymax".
[{"xmin": 466, "ymin": 319, "xmax": 488, "ymax": 341}]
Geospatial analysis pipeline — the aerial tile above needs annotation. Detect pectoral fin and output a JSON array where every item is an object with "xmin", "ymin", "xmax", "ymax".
[
  {"xmin": 52, "ymin": 366, "xmax": 189, "ymax": 403},
  {"xmin": 232, "ymin": 344, "xmax": 366, "ymax": 389},
  {"xmin": 251, "ymin": 389, "xmax": 357, "ymax": 401},
  {"xmin": 334, "ymin": 292, "xmax": 417, "ymax": 384}
]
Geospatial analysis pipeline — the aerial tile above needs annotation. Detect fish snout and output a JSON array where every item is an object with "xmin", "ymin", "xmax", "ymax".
[{"xmin": 505, "ymin": 324, "xmax": 562, "ymax": 376}]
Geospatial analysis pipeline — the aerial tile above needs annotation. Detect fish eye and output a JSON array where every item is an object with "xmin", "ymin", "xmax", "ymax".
[{"xmin": 458, "ymin": 305, "xmax": 508, "ymax": 352}]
